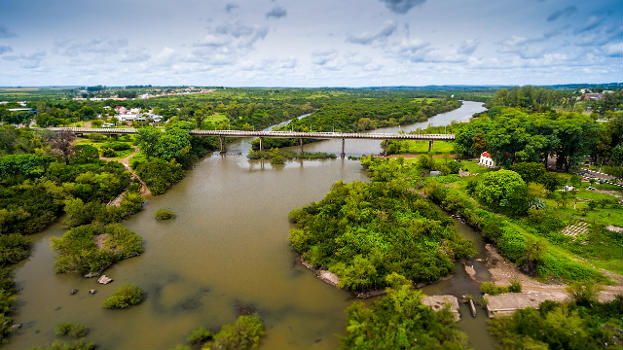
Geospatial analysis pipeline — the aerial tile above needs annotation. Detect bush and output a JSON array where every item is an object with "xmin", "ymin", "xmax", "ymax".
[
  {"xmin": 480, "ymin": 279, "xmax": 522, "ymax": 295},
  {"xmin": 186, "ymin": 327, "xmax": 212, "ymax": 345},
  {"xmin": 154, "ymin": 209, "xmax": 176, "ymax": 221},
  {"xmin": 55, "ymin": 322, "xmax": 89, "ymax": 338},
  {"xmin": 102, "ymin": 284, "xmax": 145, "ymax": 309},
  {"xmin": 205, "ymin": 314, "xmax": 264, "ymax": 350},
  {"xmin": 33, "ymin": 338, "xmax": 97, "ymax": 350},
  {"xmin": 101, "ymin": 141, "xmax": 131, "ymax": 151},
  {"xmin": 100, "ymin": 148, "xmax": 116, "ymax": 157},
  {"xmin": 0, "ymin": 234, "xmax": 30, "ymax": 266},
  {"xmin": 270, "ymin": 154, "xmax": 286, "ymax": 165},
  {"xmin": 71, "ymin": 145, "xmax": 99, "ymax": 164},
  {"xmin": 567, "ymin": 282, "xmax": 602, "ymax": 306}
]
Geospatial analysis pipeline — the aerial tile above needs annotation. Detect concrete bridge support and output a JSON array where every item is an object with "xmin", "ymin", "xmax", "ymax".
[
  {"xmin": 384, "ymin": 140, "xmax": 388, "ymax": 156},
  {"xmin": 341, "ymin": 138, "xmax": 345, "ymax": 159},
  {"xmin": 219, "ymin": 136, "xmax": 225, "ymax": 153},
  {"xmin": 299, "ymin": 138, "xmax": 304, "ymax": 153},
  {"xmin": 259, "ymin": 137, "xmax": 264, "ymax": 152},
  {"xmin": 428, "ymin": 140, "xmax": 433, "ymax": 153}
]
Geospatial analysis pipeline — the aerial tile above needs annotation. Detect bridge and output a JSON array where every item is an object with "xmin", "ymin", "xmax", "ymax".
[{"xmin": 43, "ymin": 127, "xmax": 456, "ymax": 157}]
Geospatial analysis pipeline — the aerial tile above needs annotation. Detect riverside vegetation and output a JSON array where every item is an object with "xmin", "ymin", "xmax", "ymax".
[{"xmin": 178, "ymin": 314, "xmax": 265, "ymax": 350}]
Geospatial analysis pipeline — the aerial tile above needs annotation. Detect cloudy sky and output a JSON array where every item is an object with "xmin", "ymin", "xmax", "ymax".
[{"xmin": 0, "ymin": 0, "xmax": 621, "ymax": 86}]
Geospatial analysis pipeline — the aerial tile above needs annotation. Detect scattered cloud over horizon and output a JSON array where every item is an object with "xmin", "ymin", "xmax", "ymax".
[
  {"xmin": 224, "ymin": 2, "xmax": 238, "ymax": 13},
  {"xmin": 0, "ymin": 25, "xmax": 16, "ymax": 38},
  {"xmin": 547, "ymin": 6, "xmax": 577, "ymax": 21},
  {"xmin": 0, "ymin": 45, "xmax": 12, "ymax": 55},
  {"xmin": 378, "ymin": 0, "xmax": 426, "ymax": 14},
  {"xmin": 0, "ymin": 0, "xmax": 620, "ymax": 86},
  {"xmin": 347, "ymin": 21, "xmax": 396, "ymax": 45},
  {"xmin": 265, "ymin": 6, "xmax": 287, "ymax": 19}
]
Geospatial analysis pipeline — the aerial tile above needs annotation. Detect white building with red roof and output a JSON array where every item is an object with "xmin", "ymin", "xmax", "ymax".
[{"xmin": 478, "ymin": 152, "xmax": 495, "ymax": 168}]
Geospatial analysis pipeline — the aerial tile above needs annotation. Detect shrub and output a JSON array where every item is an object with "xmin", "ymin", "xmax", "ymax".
[
  {"xmin": 101, "ymin": 141, "xmax": 131, "ymax": 151},
  {"xmin": 154, "ymin": 209, "xmax": 176, "ymax": 221},
  {"xmin": 270, "ymin": 154, "xmax": 286, "ymax": 165},
  {"xmin": 71, "ymin": 145, "xmax": 99, "ymax": 164},
  {"xmin": 118, "ymin": 191, "xmax": 144, "ymax": 217},
  {"xmin": 480, "ymin": 279, "xmax": 522, "ymax": 295},
  {"xmin": 34, "ymin": 338, "xmax": 97, "ymax": 350},
  {"xmin": 55, "ymin": 322, "xmax": 89, "ymax": 338},
  {"xmin": 508, "ymin": 278, "xmax": 522, "ymax": 293},
  {"xmin": 567, "ymin": 282, "xmax": 602, "ymax": 306},
  {"xmin": 102, "ymin": 284, "xmax": 145, "ymax": 309},
  {"xmin": 206, "ymin": 314, "xmax": 264, "ymax": 350},
  {"xmin": 100, "ymin": 148, "xmax": 116, "ymax": 157},
  {"xmin": 0, "ymin": 234, "xmax": 30, "ymax": 266},
  {"xmin": 186, "ymin": 327, "xmax": 212, "ymax": 345}
]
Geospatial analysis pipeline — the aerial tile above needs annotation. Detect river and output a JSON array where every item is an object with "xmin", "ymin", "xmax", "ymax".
[{"xmin": 6, "ymin": 101, "xmax": 494, "ymax": 349}]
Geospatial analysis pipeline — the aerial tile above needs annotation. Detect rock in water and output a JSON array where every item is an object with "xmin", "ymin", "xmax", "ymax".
[
  {"xmin": 97, "ymin": 275, "xmax": 113, "ymax": 284},
  {"xmin": 70, "ymin": 288, "xmax": 78, "ymax": 295},
  {"xmin": 89, "ymin": 289, "xmax": 97, "ymax": 295},
  {"xmin": 84, "ymin": 272, "xmax": 98, "ymax": 278}
]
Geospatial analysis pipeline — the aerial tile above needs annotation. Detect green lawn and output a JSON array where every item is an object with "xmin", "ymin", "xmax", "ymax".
[{"xmin": 388, "ymin": 140, "xmax": 455, "ymax": 154}]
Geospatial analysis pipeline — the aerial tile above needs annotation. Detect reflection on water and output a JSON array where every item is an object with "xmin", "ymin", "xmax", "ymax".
[{"xmin": 6, "ymin": 102, "xmax": 497, "ymax": 349}]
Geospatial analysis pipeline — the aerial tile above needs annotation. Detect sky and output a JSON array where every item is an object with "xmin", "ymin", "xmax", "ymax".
[{"xmin": 0, "ymin": 0, "xmax": 621, "ymax": 87}]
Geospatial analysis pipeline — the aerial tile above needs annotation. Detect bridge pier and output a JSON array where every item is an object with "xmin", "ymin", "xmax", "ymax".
[
  {"xmin": 428, "ymin": 140, "xmax": 433, "ymax": 153},
  {"xmin": 299, "ymin": 138, "xmax": 304, "ymax": 153},
  {"xmin": 341, "ymin": 138, "xmax": 345, "ymax": 159},
  {"xmin": 219, "ymin": 136, "xmax": 226, "ymax": 153},
  {"xmin": 259, "ymin": 137, "xmax": 264, "ymax": 152},
  {"xmin": 384, "ymin": 140, "xmax": 388, "ymax": 156}
]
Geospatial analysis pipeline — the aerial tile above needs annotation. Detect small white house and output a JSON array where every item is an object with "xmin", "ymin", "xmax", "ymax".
[{"xmin": 478, "ymin": 152, "xmax": 495, "ymax": 168}]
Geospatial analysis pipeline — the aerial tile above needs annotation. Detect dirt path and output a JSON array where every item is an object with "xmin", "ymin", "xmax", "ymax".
[
  {"xmin": 483, "ymin": 244, "xmax": 622, "ymax": 303},
  {"xmin": 102, "ymin": 145, "xmax": 152, "ymax": 203}
]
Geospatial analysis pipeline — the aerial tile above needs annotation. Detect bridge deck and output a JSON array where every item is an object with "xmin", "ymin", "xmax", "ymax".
[{"xmin": 42, "ymin": 127, "xmax": 456, "ymax": 141}]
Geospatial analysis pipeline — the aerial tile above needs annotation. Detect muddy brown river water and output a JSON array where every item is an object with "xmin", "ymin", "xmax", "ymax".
[{"xmin": 6, "ymin": 101, "xmax": 499, "ymax": 349}]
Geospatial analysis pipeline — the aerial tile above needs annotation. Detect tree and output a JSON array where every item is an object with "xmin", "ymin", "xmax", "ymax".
[
  {"xmin": 474, "ymin": 170, "xmax": 529, "ymax": 215},
  {"xmin": 136, "ymin": 126, "xmax": 161, "ymax": 160},
  {"xmin": 519, "ymin": 236, "xmax": 547, "ymax": 275},
  {"xmin": 46, "ymin": 130, "xmax": 76, "ymax": 165},
  {"xmin": 154, "ymin": 126, "xmax": 191, "ymax": 163}
]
